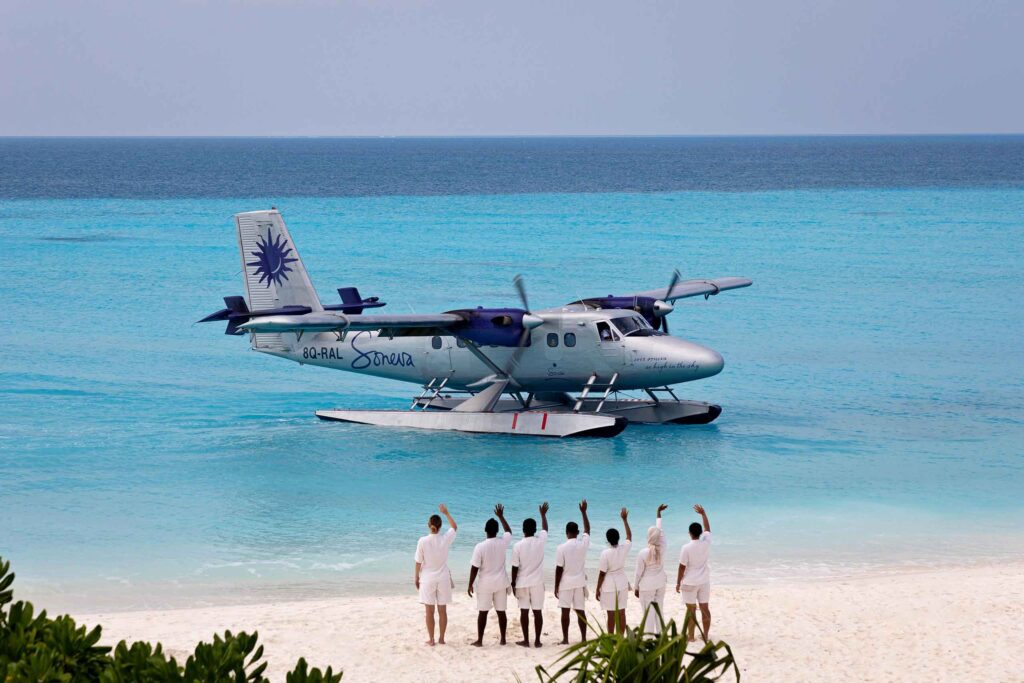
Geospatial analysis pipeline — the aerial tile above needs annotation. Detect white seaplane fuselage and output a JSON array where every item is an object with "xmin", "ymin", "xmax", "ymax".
[{"xmin": 260, "ymin": 307, "xmax": 724, "ymax": 393}]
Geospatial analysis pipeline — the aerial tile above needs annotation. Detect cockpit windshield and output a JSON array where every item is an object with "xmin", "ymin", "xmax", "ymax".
[{"xmin": 611, "ymin": 315, "xmax": 661, "ymax": 337}]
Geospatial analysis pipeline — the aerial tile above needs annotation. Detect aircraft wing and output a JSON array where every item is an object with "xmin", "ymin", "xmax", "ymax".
[
  {"xmin": 628, "ymin": 276, "xmax": 752, "ymax": 302},
  {"xmin": 238, "ymin": 312, "xmax": 463, "ymax": 333}
]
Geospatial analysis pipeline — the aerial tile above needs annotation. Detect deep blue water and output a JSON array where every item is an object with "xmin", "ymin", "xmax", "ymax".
[{"xmin": 1, "ymin": 137, "xmax": 1022, "ymax": 611}]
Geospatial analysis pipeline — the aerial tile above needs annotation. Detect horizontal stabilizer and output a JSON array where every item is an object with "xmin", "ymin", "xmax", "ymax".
[
  {"xmin": 322, "ymin": 287, "xmax": 388, "ymax": 314},
  {"xmin": 198, "ymin": 297, "xmax": 315, "ymax": 335}
]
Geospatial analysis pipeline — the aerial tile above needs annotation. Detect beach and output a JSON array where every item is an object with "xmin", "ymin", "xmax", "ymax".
[{"xmin": 77, "ymin": 561, "xmax": 1023, "ymax": 682}]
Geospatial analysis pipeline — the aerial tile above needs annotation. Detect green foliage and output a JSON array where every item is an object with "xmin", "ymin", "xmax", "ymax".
[
  {"xmin": 535, "ymin": 607, "xmax": 739, "ymax": 682},
  {"xmin": 0, "ymin": 557, "xmax": 342, "ymax": 682},
  {"xmin": 285, "ymin": 658, "xmax": 343, "ymax": 683}
]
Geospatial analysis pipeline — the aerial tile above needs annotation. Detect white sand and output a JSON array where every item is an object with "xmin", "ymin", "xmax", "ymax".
[{"xmin": 79, "ymin": 562, "xmax": 1024, "ymax": 682}]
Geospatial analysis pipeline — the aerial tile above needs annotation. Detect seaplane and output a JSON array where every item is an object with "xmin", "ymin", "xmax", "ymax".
[{"xmin": 200, "ymin": 209, "xmax": 752, "ymax": 438}]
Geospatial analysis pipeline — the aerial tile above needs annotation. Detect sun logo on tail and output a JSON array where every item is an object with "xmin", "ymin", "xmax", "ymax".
[{"xmin": 247, "ymin": 231, "xmax": 298, "ymax": 287}]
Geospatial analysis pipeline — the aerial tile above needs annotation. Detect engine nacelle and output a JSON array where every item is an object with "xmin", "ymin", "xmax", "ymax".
[
  {"xmin": 446, "ymin": 307, "xmax": 541, "ymax": 347},
  {"xmin": 575, "ymin": 295, "xmax": 669, "ymax": 328}
]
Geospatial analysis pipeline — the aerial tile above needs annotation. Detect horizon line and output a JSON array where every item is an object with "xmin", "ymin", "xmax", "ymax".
[{"xmin": 2, "ymin": 132, "xmax": 1023, "ymax": 140}]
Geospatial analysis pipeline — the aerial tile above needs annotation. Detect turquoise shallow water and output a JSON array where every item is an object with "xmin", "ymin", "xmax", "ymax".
[{"xmin": 2, "ymin": 186, "xmax": 1023, "ymax": 611}]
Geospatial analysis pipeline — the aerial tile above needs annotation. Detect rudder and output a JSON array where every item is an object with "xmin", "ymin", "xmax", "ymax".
[{"xmin": 235, "ymin": 209, "xmax": 321, "ymax": 350}]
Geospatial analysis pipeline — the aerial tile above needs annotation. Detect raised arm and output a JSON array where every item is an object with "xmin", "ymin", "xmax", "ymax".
[
  {"xmin": 657, "ymin": 503, "xmax": 668, "ymax": 550},
  {"xmin": 694, "ymin": 504, "xmax": 710, "ymax": 533},
  {"xmin": 439, "ymin": 503, "xmax": 456, "ymax": 531},
  {"xmin": 539, "ymin": 502, "xmax": 549, "ymax": 533},
  {"xmin": 621, "ymin": 507, "xmax": 632, "ymax": 542},
  {"xmin": 580, "ymin": 499, "xmax": 591, "ymax": 535},
  {"xmin": 495, "ymin": 504, "xmax": 512, "ymax": 534}
]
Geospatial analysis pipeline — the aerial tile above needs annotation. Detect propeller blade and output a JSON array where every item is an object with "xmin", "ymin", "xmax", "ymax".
[
  {"xmin": 513, "ymin": 274, "xmax": 530, "ymax": 312},
  {"xmin": 665, "ymin": 268, "xmax": 682, "ymax": 300},
  {"xmin": 657, "ymin": 268, "xmax": 682, "ymax": 335},
  {"xmin": 504, "ymin": 326, "xmax": 532, "ymax": 376}
]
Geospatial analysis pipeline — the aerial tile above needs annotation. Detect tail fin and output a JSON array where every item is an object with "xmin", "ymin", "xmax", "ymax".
[
  {"xmin": 236, "ymin": 209, "xmax": 322, "ymax": 313},
  {"xmin": 235, "ymin": 209, "xmax": 321, "ymax": 351}
]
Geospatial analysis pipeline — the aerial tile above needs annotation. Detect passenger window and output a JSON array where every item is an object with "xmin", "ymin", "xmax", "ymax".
[
  {"xmin": 431, "ymin": 336, "xmax": 442, "ymax": 350},
  {"xmin": 547, "ymin": 333, "xmax": 559, "ymax": 348},
  {"xmin": 564, "ymin": 332, "xmax": 576, "ymax": 347},
  {"xmin": 456, "ymin": 338, "xmax": 466, "ymax": 348}
]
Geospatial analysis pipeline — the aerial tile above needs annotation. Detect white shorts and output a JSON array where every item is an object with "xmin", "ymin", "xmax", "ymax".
[
  {"xmin": 599, "ymin": 587, "xmax": 629, "ymax": 611},
  {"xmin": 476, "ymin": 588, "xmax": 508, "ymax": 611},
  {"xmin": 681, "ymin": 582, "xmax": 711, "ymax": 605},
  {"xmin": 515, "ymin": 584, "xmax": 545, "ymax": 610},
  {"xmin": 557, "ymin": 586, "xmax": 587, "ymax": 610},
  {"xmin": 419, "ymin": 577, "xmax": 453, "ymax": 606}
]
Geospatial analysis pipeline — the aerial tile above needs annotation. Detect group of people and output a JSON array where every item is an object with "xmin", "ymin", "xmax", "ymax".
[{"xmin": 413, "ymin": 500, "xmax": 713, "ymax": 648}]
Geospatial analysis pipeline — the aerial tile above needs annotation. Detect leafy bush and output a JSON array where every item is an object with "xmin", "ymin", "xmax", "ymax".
[
  {"xmin": 534, "ymin": 607, "xmax": 739, "ymax": 682},
  {"xmin": 0, "ymin": 557, "xmax": 342, "ymax": 682}
]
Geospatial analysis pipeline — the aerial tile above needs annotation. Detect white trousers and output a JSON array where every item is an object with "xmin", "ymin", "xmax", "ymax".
[{"xmin": 638, "ymin": 587, "xmax": 666, "ymax": 634}]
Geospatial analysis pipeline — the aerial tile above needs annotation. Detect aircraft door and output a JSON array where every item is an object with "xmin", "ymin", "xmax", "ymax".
[{"xmin": 421, "ymin": 335, "xmax": 454, "ymax": 380}]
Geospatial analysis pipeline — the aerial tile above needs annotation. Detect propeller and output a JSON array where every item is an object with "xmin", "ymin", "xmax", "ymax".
[
  {"xmin": 505, "ymin": 274, "xmax": 543, "ymax": 376},
  {"xmin": 655, "ymin": 269, "xmax": 681, "ymax": 333}
]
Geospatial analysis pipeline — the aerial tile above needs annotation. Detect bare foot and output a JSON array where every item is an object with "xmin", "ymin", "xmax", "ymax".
[
  {"xmin": 499, "ymin": 639, "xmax": 507, "ymax": 646},
  {"xmin": 471, "ymin": 640, "xmax": 483, "ymax": 647},
  {"xmin": 515, "ymin": 640, "xmax": 530, "ymax": 648},
  {"xmin": 438, "ymin": 639, "xmax": 446, "ymax": 645},
  {"xmin": 559, "ymin": 639, "xmax": 569, "ymax": 645},
  {"xmin": 425, "ymin": 640, "xmax": 435, "ymax": 646},
  {"xmin": 534, "ymin": 641, "xmax": 542, "ymax": 648}
]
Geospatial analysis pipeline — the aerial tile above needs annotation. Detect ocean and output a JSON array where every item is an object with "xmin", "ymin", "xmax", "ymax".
[{"xmin": 1, "ymin": 136, "xmax": 1022, "ymax": 612}]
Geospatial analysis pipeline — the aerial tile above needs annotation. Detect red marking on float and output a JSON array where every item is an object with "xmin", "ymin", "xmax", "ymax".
[
  {"xmin": 512, "ymin": 413, "xmax": 518, "ymax": 430},
  {"xmin": 541, "ymin": 412, "xmax": 548, "ymax": 430}
]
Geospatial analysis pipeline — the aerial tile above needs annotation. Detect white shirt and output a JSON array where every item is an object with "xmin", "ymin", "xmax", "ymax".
[
  {"xmin": 634, "ymin": 518, "xmax": 667, "ymax": 591},
  {"xmin": 598, "ymin": 539, "xmax": 632, "ymax": 591},
  {"xmin": 555, "ymin": 533, "xmax": 590, "ymax": 590},
  {"xmin": 414, "ymin": 528, "xmax": 456, "ymax": 583},
  {"xmin": 679, "ymin": 531, "xmax": 712, "ymax": 586},
  {"xmin": 471, "ymin": 532, "xmax": 512, "ymax": 593},
  {"xmin": 511, "ymin": 530, "xmax": 548, "ymax": 589}
]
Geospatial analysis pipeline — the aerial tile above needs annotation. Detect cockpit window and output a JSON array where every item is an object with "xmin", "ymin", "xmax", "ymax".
[
  {"xmin": 611, "ymin": 315, "xmax": 658, "ymax": 337},
  {"xmin": 596, "ymin": 321, "xmax": 618, "ymax": 342}
]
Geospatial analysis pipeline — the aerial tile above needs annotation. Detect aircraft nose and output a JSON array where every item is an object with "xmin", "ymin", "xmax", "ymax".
[
  {"xmin": 699, "ymin": 347, "xmax": 725, "ymax": 378},
  {"xmin": 670, "ymin": 340, "xmax": 724, "ymax": 379}
]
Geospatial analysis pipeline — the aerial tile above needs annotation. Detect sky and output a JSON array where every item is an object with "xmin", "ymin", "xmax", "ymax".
[{"xmin": 1, "ymin": 0, "xmax": 1021, "ymax": 136}]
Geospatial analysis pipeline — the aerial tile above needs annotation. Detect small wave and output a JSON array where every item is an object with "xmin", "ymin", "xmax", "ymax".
[
  {"xmin": 309, "ymin": 558, "xmax": 378, "ymax": 572},
  {"xmin": 38, "ymin": 233, "xmax": 127, "ymax": 243},
  {"xmin": 194, "ymin": 558, "xmax": 303, "ymax": 574}
]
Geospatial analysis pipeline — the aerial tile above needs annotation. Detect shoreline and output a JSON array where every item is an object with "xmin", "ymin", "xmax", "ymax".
[
  {"xmin": 26, "ymin": 551, "xmax": 1024, "ymax": 616},
  {"xmin": 75, "ymin": 561, "xmax": 1024, "ymax": 682}
]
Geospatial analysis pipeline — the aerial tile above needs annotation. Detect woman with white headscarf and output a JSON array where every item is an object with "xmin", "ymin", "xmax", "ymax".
[{"xmin": 633, "ymin": 503, "xmax": 669, "ymax": 634}]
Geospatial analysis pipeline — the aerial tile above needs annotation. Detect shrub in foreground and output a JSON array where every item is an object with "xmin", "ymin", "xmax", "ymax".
[
  {"xmin": 0, "ymin": 557, "xmax": 342, "ymax": 682},
  {"xmin": 535, "ymin": 607, "xmax": 739, "ymax": 682}
]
